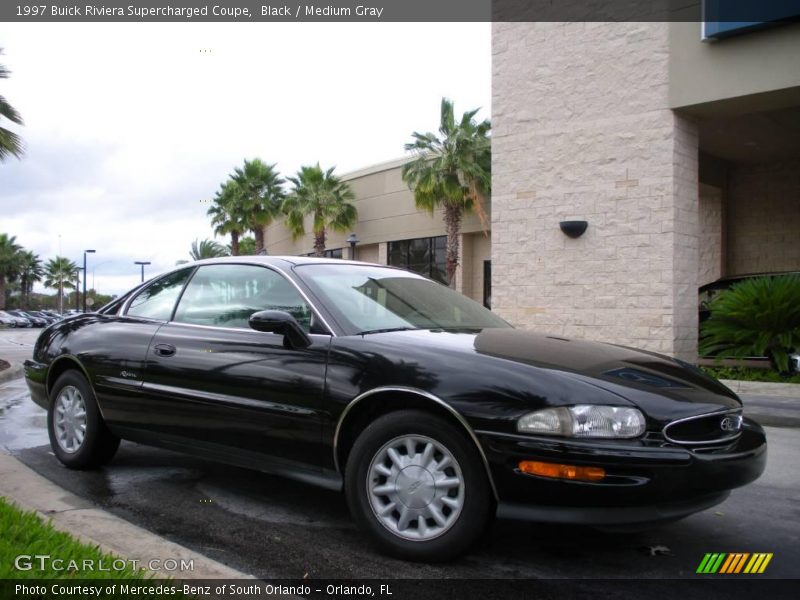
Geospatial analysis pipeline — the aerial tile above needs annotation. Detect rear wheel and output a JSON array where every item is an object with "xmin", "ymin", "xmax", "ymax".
[
  {"xmin": 345, "ymin": 410, "xmax": 492, "ymax": 561},
  {"xmin": 47, "ymin": 370, "xmax": 119, "ymax": 469}
]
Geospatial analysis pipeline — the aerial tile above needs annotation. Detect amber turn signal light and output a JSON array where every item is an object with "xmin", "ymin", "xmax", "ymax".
[{"xmin": 519, "ymin": 460, "xmax": 606, "ymax": 482}]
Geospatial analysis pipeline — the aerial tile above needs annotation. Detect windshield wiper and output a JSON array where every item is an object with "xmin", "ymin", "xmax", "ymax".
[{"xmin": 357, "ymin": 326, "xmax": 419, "ymax": 335}]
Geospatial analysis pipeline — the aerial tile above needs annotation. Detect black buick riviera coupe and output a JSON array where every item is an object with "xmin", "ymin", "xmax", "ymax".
[{"xmin": 25, "ymin": 257, "xmax": 766, "ymax": 560}]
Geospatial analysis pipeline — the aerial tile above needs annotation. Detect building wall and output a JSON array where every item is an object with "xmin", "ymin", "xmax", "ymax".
[
  {"xmin": 492, "ymin": 22, "xmax": 699, "ymax": 359},
  {"xmin": 264, "ymin": 159, "xmax": 490, "ymax": 303},
  {"xmin": 698, "ymin": 183, "xmax": 724, "ymax": 286},
  {"xmin": 669, "ymin": 22, "xmax": 800, "ymax": 114},
  {"xmin": 727, "ymin": 160, "xmax": 800, "ymax": 275},
  {"xmin": 265, "ymin": 159, "xmax": 485, "ymax": 257}
]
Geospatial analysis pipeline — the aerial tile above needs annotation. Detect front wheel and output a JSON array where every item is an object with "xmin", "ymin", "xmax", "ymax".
[
  {"xmin": 345, "ymin": 410, "xmax": 492, "ymax": 561},
  {"xmin": 47, "ymin": 370, "xmax": 120, "ymax": 469}
]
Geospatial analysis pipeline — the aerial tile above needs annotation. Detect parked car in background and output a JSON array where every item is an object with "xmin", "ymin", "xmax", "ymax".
[
  {"xmin": 28, "ymin": 311, "xmax": 58, "ymax": 325},
  {"xmin": 0, "ymin": 310, "xmax": 31, "ymax": 328},
  {"xmin": 8, "ymin": 310, "xmax": 48, "ymax": 328},
  {"xmin": 41, "ymin": 310, "xmax": 64, "ymax": 321},
  {"xmin": 26, "ymin": 257, "xmax": 767, "ymax": 561},
  {"xmin": 0, "ymin": 311, "xmax": 17, "ymax": 328}
]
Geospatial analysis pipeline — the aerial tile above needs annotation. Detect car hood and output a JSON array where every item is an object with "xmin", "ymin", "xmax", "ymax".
[{"xmin": 367, "ymin": 327, "xmax": 741, "ymax": 421}]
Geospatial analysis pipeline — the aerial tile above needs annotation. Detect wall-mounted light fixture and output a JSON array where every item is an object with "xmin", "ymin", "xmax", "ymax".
[
  {"xmin": 346, "ymin": 233, "xmax": 360, "ymax": 260},
  {"xmin": 559, "ymin": 220, "xmax": 588, "ymax": 238}
]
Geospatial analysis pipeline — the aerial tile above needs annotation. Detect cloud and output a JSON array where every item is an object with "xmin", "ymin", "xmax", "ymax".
[{"xmin": 1, "ymin": 22, "xmax": 491, "ymax": 295}]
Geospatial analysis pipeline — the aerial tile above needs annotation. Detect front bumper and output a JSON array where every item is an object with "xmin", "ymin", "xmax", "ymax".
[{"xmin": 478, "ymin": 418, "xmax": 766, "ymax": 524}]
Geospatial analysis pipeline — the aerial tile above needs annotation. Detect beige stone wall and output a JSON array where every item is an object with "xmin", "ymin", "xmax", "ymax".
[
  {"xmin": 727, "ymin": 160, "xmax": 800, "ymax": 275},
  {"xmin": 492, "ymin": 22, "xmax": 699, "ymax": 359},
  {"xmin": 699, "ymin": 183, "xmax": 724, "ymax": 286}
]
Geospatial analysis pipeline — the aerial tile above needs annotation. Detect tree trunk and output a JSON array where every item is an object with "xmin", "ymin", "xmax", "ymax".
[
  {"xmin": 313, "ymin": 228, "xmax": 326, "ymax": 257},
  {"xmin": 58, "ymin": 280, "xmax": 63, "ymax": 314},
  {"xmin": 254, "ymin": 227, "xmax": 265, "ymax": 255},
  {"xmin": 0, "ymin": 275, "xmax": 6, "ymax": 310},
  {"xmin": 444, "ymin": 204, "xmax": 462, "ymax": 289},
  {"xmin": 230, "ymin": 231, "xmax": 240, "ymax": 256}
]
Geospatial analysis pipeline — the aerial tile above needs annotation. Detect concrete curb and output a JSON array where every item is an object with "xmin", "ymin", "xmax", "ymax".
[
  {"xmin": 0, "ymin": 362, "xmax": 23, "ymax": 384},
  {"xmin": 0, "ymin": 452, "xmax": 253, "ymax": 580},
  {"xmin": 720, "ymin": 379, "xmax": 800, "ymax": 399}
]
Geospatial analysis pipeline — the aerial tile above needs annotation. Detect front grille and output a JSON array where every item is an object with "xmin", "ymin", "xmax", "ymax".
[{"xmin": 663, "ymin": 410, "xmax": 743, "ymax": 446}]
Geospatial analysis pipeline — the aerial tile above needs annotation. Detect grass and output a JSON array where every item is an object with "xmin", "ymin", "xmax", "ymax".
[
  {"xmin": 700, "ymin": 366, "xmax": 800, "ymax": 384},
  {"xmin": 0, "ymin": 496, "xmax": 150, "ymax": 580}
]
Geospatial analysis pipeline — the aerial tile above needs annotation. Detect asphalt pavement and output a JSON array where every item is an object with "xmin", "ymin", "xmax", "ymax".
[{"xmin": 0, "ymin": 328, "xmax": 798, "ymax": 593}]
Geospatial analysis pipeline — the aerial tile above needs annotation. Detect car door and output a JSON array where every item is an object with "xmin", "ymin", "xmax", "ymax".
[
  {"xmin": 140, "ymin": 263, "xmax": 331, "ymax": 472},
  {"xmin": 84, "ymin": 267, "xmax": 195, "ymax": 431}
]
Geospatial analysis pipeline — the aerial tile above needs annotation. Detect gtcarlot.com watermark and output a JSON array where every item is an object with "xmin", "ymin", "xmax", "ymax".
[{"xmin": 14, "ymin": 554, "xmax": 194, "ymax": 572}]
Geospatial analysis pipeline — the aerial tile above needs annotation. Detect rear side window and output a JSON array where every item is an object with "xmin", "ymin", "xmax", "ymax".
[
  {"xmin": 173, "ymin": 264, "xmax": 312, "ymax": 331},
  {"xmin": 126, "ymin": 268, "xmax": 193, "ymax": 321}
]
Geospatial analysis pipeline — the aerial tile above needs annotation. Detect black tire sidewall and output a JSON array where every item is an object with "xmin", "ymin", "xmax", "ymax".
[
  {"xmin": 345, "ymin": 410, "xmax": 491, "ymax": 561},
  {"xmin": 47, "ymin": 370, "xmax": 109, "ymax": 469}
]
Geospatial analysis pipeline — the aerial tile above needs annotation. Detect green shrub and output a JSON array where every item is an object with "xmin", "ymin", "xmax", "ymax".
[
  {"xmin": 699, "ymin": 366, "xmax": 800, "ymax": 384},
  {"xmin": 699, "ymin": 274, "xmax": 800, "ymax": 373}
]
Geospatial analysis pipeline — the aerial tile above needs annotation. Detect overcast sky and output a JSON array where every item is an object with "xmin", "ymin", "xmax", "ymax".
[{"xmin": 0, "ymin": 23, "xmax": 490, "ymax": 295}]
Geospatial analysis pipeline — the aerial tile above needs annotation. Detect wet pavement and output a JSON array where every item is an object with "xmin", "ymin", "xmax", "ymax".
[{"xmin": 1, "ymin": 377, "xmax": 799, "ymax": 586}]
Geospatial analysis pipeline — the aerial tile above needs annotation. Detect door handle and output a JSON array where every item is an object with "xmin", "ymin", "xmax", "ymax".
[{"xmin": 153, "ymin": 343, "xmax": 176, "ymax": 357}]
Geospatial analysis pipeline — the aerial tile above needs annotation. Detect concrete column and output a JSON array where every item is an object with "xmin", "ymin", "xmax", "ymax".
[{"xmin": 492, "ymin": 22, "xmax": 700, "ymax": 360}]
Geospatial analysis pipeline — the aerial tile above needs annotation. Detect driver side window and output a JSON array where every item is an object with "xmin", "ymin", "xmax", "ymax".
[{"xmin": 173, "ymin": 264, "xmax": 312, "ymax": 331}]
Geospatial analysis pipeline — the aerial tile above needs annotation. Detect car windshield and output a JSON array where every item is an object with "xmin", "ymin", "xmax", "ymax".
[{"xmin": 295, "ymin": 263, "xmax": 510, "ymax": 335}]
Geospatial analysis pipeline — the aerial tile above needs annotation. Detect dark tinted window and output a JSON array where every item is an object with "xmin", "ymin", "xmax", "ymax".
[
  {"xmin": 174, "ymin": 264, "xmax": 312, "ymax": 331},
  {"xmin": 295, "ymin": 263, "xmax": 509, "ymax": 335},
  {"xmin": 126, "ymin": 269, "xmax": 193, "ymax": 321},
  {"xmin": 388, "ymin": 236, "xmax": 447, "ymax": 284}
]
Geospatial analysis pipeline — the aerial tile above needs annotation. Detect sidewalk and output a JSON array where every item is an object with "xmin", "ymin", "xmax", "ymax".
[{"xmin": 0, "ymin": 451, "xmax": 253, "ymax": 580}]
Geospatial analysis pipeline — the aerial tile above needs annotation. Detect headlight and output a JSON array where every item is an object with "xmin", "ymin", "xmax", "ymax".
[{"xmin": 517, "ymin": 405, "xmax": 646, "ymax": 438}]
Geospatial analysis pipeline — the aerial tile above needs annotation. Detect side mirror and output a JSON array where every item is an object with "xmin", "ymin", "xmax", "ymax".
[{"xmin": 248, "ymin": 310, "xmax": 312, "ymax": 349}]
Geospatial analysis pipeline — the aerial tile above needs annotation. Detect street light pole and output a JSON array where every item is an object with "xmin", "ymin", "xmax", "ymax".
[
  {"xmin": 74, "ymin": 268, "xmax": 81, "ymax": 311},
  {"xmin": 83, "ymin": 249, "xmax": 96, "ymax": 312},
  {"xmin": 134, "ymin": 261, "xmax": 151, "ymax": 282}
]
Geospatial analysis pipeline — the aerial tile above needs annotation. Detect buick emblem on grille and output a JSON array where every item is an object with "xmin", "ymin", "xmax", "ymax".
[{"xmin": 720, "ymin": 415, "xmax": 743, "ymax": 432}]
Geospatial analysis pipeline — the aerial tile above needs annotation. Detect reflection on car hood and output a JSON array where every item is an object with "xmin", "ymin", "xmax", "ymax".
[
  {"xmin": 370, "ymin": 327, "xmax": 741, "ymax": 416},
  {"xmin": 473, "ymin": 328, "xmax": 741, "ymax": 410}
]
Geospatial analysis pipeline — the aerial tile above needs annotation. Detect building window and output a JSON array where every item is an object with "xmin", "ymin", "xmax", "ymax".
[
  {"xmin": 302, "ymin": 248, "xmax": 343, "ymax": 259},
  {"xmin": 388, "ymin": 236, "xmax": 447, "ymax": 284}
]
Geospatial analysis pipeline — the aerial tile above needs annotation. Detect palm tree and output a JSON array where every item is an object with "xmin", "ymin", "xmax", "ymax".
[
  {"xmin": 44, "ymin": 256, "xmax": 78, "ymax": 314},
  {"xmin": 230, "ymin": 159, "xmax": 285, "ymax": 254},
  {"xmin": 0, "ymin": 233, "xmax": 22, "ymax": 309},
  {"xmin": 0, "ymin": 48, "xmax": 24, "ymax": 161},
  {"xmin": 236, "ymin": 236, "xmax": 256, "ymax": 256},
  {"xmin": 207, "ymin": 180, "xmax": 247, "ymax": 256},
  {"xmin": 189, "ymin": 238, "xmax": 229, "ymax": 261},
  {"xmin": 18, "ymin": 250, "xmax": 43, "ymax": 308},
  {"xmin": 402, "ymin": 98, "xmax": 491, "ymax": 288},
  {"xmin": 283, "ymin": 164, "xmax": 357, "ymax": 257}
]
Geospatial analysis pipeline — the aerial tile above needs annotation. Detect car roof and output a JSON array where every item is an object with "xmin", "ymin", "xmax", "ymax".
[{"xmin": 188, "ymin": 255, "xmax": 382, "ymax": 267}]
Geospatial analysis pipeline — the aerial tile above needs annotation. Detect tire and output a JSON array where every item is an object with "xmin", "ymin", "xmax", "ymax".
[
  {"xmin": 345, "ymin": 409, "xmax": 492, "ymax": 561},
  {"xmin": 47, "ymin": 370, "xmax": 120, "ymax": 469}
]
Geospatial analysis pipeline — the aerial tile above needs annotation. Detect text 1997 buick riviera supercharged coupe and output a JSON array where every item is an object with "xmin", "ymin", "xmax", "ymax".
[{"xmin": 24, "ymin": 257, "xmax": 766, "ymax": 560}]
